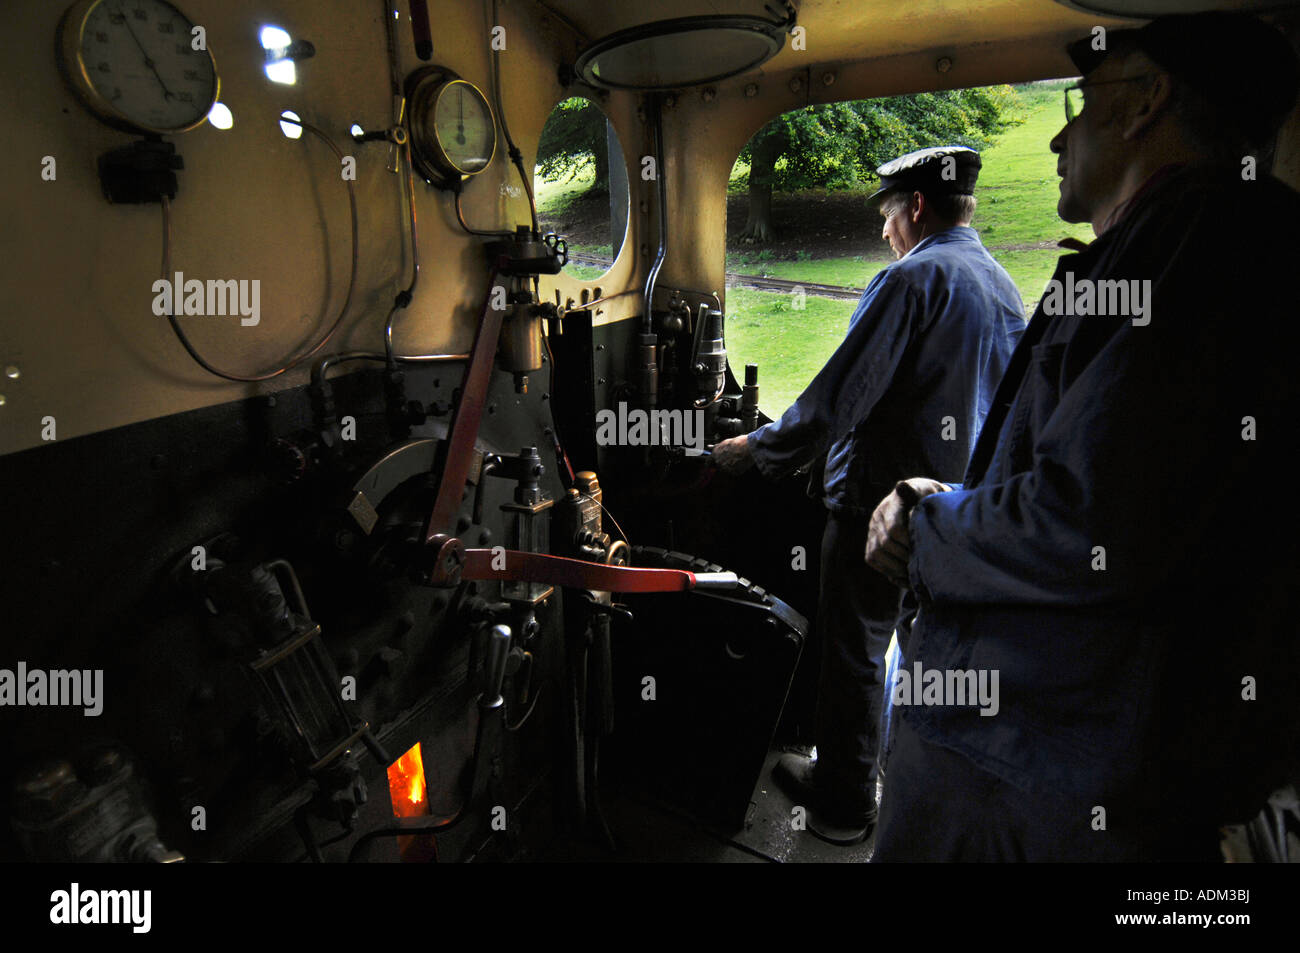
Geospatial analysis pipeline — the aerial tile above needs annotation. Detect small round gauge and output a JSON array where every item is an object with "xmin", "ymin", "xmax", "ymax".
[
  {"xmin": 406, "ymin": 68, "xmax": 497, "ymax": 188},
  {"xmin": 57, "ymin": 0, "xmax": 219, "ymax": 135}
]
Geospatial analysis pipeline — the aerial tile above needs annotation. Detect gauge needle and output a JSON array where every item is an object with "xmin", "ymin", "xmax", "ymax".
[
  {"xmin": 457, "ymin": 90, "xmax": 466, "ymax": 145},
  {"xmin": 117, "ymin": 2, "xmax": 174, "ymax": 100}
]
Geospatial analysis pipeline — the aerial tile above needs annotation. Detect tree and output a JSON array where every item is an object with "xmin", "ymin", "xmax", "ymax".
[
  {"xmin": 536, "ymin": 96, "xmax": 610, "ymax": 194},
  {"xmin": 736, "ymin": 87, "xmax": 1022, "ymax": 242}
]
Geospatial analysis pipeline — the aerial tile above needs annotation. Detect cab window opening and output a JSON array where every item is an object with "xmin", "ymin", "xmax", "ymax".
[
  {"xmin": 725, "ymin": 79, "xmax": 1090, "ymax": 417},
  {"xmin": 534, "ymin": 95, "xmax": 631, "ymax": 281}
]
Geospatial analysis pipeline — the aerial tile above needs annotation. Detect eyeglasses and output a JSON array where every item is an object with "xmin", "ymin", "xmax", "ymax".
[{"xmin": 1063, "ymin": 75, "xmax": 1157, "ymax": 124}]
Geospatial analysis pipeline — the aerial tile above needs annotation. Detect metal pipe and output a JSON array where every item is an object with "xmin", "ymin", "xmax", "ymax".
[
  {"xmin": 490, "ymin": 0, "xmax": 538, "ymax": 232},
  {"xmin": 385, "ymin": 139, "xmax": 422, "ymax": 364},
  {"xmin": 642, "ymin": 94, "xmax": 667, "ymax": 334},
  {"xmin": 312, "ymin": 350, "xmax": 468, "ymax": 386}
]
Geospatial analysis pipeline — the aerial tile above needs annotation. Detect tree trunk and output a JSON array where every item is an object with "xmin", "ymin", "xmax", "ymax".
[
  {"xmin": 591, "ymin": 136, "xmax": 610, "ymax": 194},
  {"xmin": 742, "ymin": 134, "xmax": 784, "ymax": 243}
]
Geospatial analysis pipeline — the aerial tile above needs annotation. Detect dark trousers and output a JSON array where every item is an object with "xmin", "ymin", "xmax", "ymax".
[
  {"xmin": 813, "ymin": 510, "xmax": 901, "ymax": 811},
  {"xmin": 873, "ymin": 718, "xmax": 1223, "ymax": 862}
]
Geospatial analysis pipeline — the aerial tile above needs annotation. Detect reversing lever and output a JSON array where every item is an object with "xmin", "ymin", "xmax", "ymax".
[
  {"xmin": 471, "ymin": 624, "xmax": 511, "ymax": 804},
  {"xmin": 483, "ymin": 624, "xmax": 511, "ymax": 707}
]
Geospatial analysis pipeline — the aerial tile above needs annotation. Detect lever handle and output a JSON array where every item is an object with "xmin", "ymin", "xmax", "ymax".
[{"xmin": 485, "ymin": 624, "xmax": 512, "ymax": 701}]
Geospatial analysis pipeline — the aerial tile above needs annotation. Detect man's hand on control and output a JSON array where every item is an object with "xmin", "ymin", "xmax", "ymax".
[
  {"xmin": 865, "ymin": 477, "xmax": 951, "ymax": 587},
  {"xmin": 711, "ymin": 435, "xmax": 756, "ymax": 474}
]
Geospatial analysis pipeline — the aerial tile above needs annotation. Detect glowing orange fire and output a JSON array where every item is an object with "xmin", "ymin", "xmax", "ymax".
[{"xmin": 387, "ymin": 742, "xmax": 428, "ymax": 818}]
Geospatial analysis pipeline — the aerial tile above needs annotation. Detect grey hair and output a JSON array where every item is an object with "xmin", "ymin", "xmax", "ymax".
[{"xmin": 879, "ymin": 189, "xmax": 976, "ymax": 226}]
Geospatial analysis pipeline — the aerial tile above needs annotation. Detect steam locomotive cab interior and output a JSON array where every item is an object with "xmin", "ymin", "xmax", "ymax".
[{"xmin": 2, "ymin": 0, "xmax": 1298, "ymax": 866}]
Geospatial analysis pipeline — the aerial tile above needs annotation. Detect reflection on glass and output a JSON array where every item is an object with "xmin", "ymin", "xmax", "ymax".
[
  {"xmin": 259, "ymin": 25, "xmax": 291, "ymax": 49},
  {"xmin": 207, "ymin": 102, "xmax": 233, "ymax": 130},
  {"xmin": 279, "ymin": 109, "xmax": 302, "ymax": 139}
]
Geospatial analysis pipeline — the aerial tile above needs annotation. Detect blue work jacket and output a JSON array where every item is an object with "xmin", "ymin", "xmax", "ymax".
[
  {"xmin": 904, "ymin": 167, "xmax": 1300, "ymax": 823},
  {"xmin": 747, "ymin": 227, "xmax": 1026, "ymax": 513}
]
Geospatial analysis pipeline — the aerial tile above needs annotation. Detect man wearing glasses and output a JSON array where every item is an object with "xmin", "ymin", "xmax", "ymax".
[{"xmin": 866, "ymin": 12, "xmax": 1300, "ymax": 861}]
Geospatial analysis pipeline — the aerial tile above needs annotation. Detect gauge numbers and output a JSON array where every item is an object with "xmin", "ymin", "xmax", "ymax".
[{"xmin": 59, "ymin": 0, "xmax": 219, "ymax": 134}]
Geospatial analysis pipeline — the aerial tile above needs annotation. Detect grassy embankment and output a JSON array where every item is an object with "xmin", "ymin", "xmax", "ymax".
[
  {"xmin": 727, "ymin": 81, "xmax": 1093, "ymax": 411},
  {"xmin": 535, "ymin": 82, "xmax": 1092, "ymax": 412}
]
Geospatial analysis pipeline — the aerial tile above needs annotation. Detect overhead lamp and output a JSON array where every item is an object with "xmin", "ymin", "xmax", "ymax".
[{"xmin": 573, "ymin": 3, "xmax": 797, "ymax": 91}]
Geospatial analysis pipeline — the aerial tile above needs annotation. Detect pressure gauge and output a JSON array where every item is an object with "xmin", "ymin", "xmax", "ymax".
[
  {"xmin": 57, "ymin": 0, "xmax": 219, "ymax": 135},
  {"xmin": 406, "ymin": 67, "xmax": 497, "ymax": 189}
]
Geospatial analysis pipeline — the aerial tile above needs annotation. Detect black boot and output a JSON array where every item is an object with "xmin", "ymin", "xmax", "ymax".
[{"xmin": 771, "ymin": 752, "xmax": 877, "ymax": 846}]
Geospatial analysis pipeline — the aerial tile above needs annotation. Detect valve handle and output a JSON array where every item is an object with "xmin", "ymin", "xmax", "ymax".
[{"xmin": 543, "ymin": 232, "xmax": 568, "ymax": 267}]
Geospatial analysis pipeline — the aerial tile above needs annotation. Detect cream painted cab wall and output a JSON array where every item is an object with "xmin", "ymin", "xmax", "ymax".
[
  {"xmin": 4, "ymin": 0, "xmax": 1297, "ymax": 458},
  {"xmin": 0, "ymin": 0, "xmax": 596, "ymax": 456}
]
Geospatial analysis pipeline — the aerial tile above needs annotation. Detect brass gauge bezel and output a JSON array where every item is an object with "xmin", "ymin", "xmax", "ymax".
[
  {"xmin": 405, "ymin": 67, "xmax": 498, "ymax": 189},
  {"xmin": 56, "ymin": 0, "xmax": 220, "ymax": 136}
]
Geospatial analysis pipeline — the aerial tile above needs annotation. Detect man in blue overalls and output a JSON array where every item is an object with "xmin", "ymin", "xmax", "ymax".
[
  {"xmin": 713, "ymin": 147, "xmax": 1025, "ymax": 843},
  {"xmin": 866, "ymin": 12, "xmax": 1300, "ymax": 861}
]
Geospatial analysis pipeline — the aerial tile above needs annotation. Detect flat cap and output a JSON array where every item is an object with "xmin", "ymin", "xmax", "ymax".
[
  {"xmin": 1067, "ymin": 12, "xmax": 1299, "ymax": 145},
  {"xmin": 867, "ymin": 146, "xmax": 981, "ymax": 204}
]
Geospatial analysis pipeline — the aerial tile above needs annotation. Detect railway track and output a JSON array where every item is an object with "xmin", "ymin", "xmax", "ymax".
[{"xmin": 566, "ymin": 254, "xmax": 866, "ymax": 301}]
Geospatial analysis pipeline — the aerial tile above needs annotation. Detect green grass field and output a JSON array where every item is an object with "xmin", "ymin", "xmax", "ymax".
[
  {"xmin": 726, "ymin": 288, "xmax": 856, "ymax": 412},
  {"xmin": 727, "ymin": 81, "xmax": 1092, "ymax": 412},
  {"xmin": 535, "ymin": 82, "xmax": 1092, "ymax": 414},
  {"xmin": 534, "ymin": 166, "xmax": 596, "ymax": 216}
]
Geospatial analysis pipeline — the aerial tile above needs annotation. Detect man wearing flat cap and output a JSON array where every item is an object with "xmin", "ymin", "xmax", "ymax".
[
  {"xmin": 713, "ymin": 145, "xmax": 1025, "ymax": 844},
  {"xmin": 867, "ymin": 11, "xmax": 1300, "ymax": 861}
]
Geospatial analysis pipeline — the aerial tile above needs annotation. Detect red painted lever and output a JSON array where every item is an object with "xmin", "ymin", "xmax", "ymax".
[
  {"xmin": 461, "ymin": 550, "xmax": 739, "ymax": 594},
  {"xmin": 424, "ymin": 273, "xmax": 502, "ymax": 545}
]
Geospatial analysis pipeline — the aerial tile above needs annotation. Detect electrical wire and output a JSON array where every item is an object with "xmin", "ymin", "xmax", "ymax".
[
  {"xmin": 579, "ymin": 492, "xmax": 630, "ymax": 548},
  {"xmin": 312, "ymin": 349, "xmax": 469, "ymax": 385},
  {"xmin": 160, "ymin": 115, "xmax": 358, "ymax": 382}
]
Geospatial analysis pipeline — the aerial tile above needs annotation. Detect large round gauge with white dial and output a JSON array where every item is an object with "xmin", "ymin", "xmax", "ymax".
[
  {"xmin": 406, "ymin": 67, "xmax": 497, "ymax": 189},
  {"xmin": 57, "ymin": 0, "xmax": 219, "ymax": 135}
]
